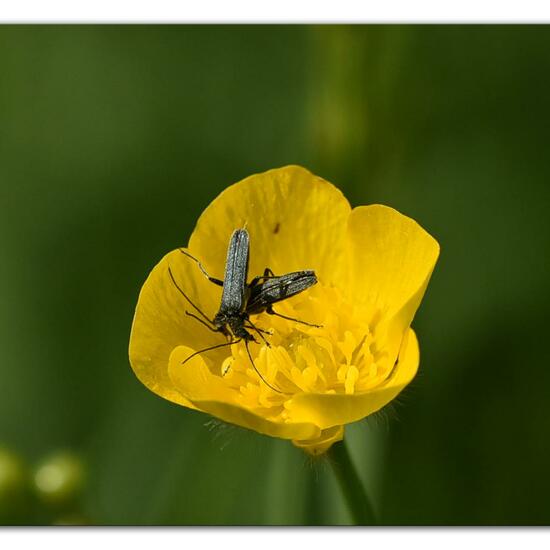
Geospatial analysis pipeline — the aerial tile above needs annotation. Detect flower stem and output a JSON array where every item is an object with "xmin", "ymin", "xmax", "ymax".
[{"xmin": 327, "ymin": 440, "xmax": 378, "ymax": 525}]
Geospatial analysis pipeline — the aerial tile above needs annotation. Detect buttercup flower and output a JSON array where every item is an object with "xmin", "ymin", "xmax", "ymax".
[{"xmin": 129, "ymin": 166, "xmax": 439, "ymax": 455}]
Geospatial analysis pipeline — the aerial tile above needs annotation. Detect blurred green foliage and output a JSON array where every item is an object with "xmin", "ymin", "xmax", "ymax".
[
  {"xmin": 0, "ymin": 448, "xmax": 32, "ymax": 524},
  {"xmin": 1, "ymin": 25, "xmax": 549, "ymax": 525}
]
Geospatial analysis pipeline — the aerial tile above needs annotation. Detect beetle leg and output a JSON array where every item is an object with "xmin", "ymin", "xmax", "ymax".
[{"xmin": 266, "ymin": 305, "xmax": 322, "ymax": 328}]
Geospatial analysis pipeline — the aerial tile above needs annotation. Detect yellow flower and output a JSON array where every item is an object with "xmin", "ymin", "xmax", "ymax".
[{"xmin": 129, "ymin": 166, "xmax": 439, "ymax": 455}]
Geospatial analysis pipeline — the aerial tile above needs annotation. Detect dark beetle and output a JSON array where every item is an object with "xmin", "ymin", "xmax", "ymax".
[
  {"xmin": 168, "ymin": 228, "xmax": 320, "ymax": 392},
  {"xmin": 247, "ymin": 268, "xmax": 318, "ymax": 319}
]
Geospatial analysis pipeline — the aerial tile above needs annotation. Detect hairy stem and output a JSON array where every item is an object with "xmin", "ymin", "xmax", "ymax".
[{"xmin": 327, "ymin": 440, "xmax": 378, "ymax": 525}]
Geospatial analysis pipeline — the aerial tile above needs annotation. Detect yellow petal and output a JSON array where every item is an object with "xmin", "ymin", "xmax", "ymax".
[
  {"xmin": 346, "ymin": 204, "xmax": 439, "ymax": 320},
  {"xmin": 168, "ymin": 346, "xmax": 322, "ymax": 441},
  {"xmin": 345, "ymin": 204, "xmax": 439, "ymax": 363},
  {"xmin": 129, "ymin": 168, "xmax": 439, "ymax": 455},
  {"xmin": 188, "ymin": 165, "xmax": 352, "ymax": 287},
  {"xmin": 129, "ymin": 247, "xmax": 234, "ymax": 408},
  {"xmin": 283, "ymin": 328, "xmax": 419, "ymax": 429},
  {"xmin": 292, "ymin": 425, "xmax": 344, "ymax": 456}
]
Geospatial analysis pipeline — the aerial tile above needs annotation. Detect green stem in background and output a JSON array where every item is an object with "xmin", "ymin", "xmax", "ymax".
[{"xmin": 327, "ymin": 440, "xmax": 378, "ymax": 525}]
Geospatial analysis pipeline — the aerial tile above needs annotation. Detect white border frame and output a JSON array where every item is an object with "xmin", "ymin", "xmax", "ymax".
[{"xmin": 1, "ymin": 0, "xmax": 550, "ymax": 23}]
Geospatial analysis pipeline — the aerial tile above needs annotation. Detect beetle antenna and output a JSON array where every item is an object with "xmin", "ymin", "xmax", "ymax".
[
  {"xmin": 168, "ymin": 266, "xmax": 213, "ymax": 324},
  {"xmin": 178, "ymin": 249, "xmax": 223, "ymax": 286},
  {"xmin": 185, "ymin": 311, "xmax": 218, "ymax": 333},
  {"xmin": 244, "ymin": 340, "xmax": 285, "ymax": 394},
  {"xmin": 181, "ymin": 339, "xmax": 242, "ymax": 366}
]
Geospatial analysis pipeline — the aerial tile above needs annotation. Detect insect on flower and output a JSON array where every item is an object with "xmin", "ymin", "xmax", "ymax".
[
  {"xmin": 129, "ymin": 166, "xmax": 440, "ymax": 455},
  {"xmin": 167, "ymin": 228, "xmax": 320, "ymax": 393}
]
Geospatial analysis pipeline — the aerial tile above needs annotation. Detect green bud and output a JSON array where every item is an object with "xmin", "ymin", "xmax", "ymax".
[{"xmin": 34, "ymin": 451, "xmax": 86, "ymax": 511}]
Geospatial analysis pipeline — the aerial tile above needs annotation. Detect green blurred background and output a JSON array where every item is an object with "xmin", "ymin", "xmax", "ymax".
[{"xmin": 1, "ymin": 25, "xmax": 550, "ymax": 525}]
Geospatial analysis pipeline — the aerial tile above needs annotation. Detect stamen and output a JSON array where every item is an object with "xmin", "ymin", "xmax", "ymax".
[{"xmin": 218, "ymin": 283, "xmax": 392, "ymax": 416}]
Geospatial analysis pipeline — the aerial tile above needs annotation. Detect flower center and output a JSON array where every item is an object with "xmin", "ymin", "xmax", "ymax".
[{"xmin": 219, "ymin": 283, "xmax": 396, "ymax": 420}]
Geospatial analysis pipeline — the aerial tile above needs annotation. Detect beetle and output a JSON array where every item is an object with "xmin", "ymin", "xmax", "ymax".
[
  {"xmin": 247, "ymin": 267, "xmax": 319, "ymax": 322},
  {"xmin": 167, "ymin": 228, "xmax": 320, "ymax": 392}
]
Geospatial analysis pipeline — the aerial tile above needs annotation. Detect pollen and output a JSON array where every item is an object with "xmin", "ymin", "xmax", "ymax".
[{"xmin": 220, "ymin": 283, "xmax": 396, "ymax": 420}]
